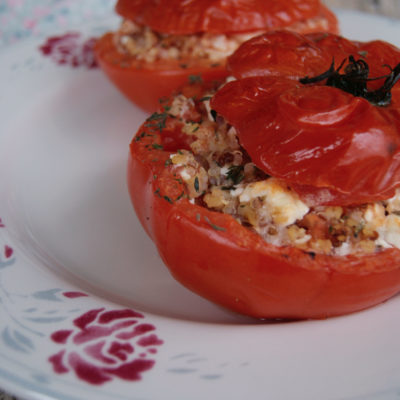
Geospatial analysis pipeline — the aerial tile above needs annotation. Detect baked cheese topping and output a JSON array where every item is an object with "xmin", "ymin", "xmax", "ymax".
[{"xmin": 166, "ymin": 94, "xmax": 400, "ymax": 256}]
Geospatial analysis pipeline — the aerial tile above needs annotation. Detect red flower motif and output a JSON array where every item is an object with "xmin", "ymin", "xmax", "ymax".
[
  {"xmin": 48, "ymin": 307, "xmax": 163, "ymax": 385},
  {"xmin": 62, "ymin": 291, "xmax": 89, "ymax": 299},
  {"xmin": 4, "ymin": 245, "xmax": 13, "ymax": 259},
  {"xmin": 39, "ymin": 32, "xmax": 98, "ymax": 69}
]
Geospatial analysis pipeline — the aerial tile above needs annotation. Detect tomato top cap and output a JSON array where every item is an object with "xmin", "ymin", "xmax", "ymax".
[{"xmin": 115, "ymin": 0, "xmax": 324, "ymax": 35}]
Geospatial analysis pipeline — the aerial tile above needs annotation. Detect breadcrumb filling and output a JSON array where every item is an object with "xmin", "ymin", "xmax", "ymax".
[
  {"xmin": 115, "ymin": 20, "xmax": 259, "ymax": 66},
  {"xmin": 114, "ymin": 14, "xmax": 330, "ymax": 67},
  {"xmin": 166, "ymin": 94, "xmax": 400, "ymax": 256}
]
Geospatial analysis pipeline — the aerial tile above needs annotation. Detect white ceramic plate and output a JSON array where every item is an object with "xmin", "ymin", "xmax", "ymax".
[{"xmin": 1, "ymin": 9, "xmax": 400, "ymax": 400}]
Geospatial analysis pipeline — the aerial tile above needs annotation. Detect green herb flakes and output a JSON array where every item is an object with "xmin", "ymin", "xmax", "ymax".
[
  {"xmin": 164, "ymin": 195, "xmax": 173, "ymax": 204},
  {"xmin": 176, "ymin": 192, "xmax": 185, "ymax": 201},
  {"xmin": 145, "ymin": 111, "xmax": 169, "ymax": 132},
  {"xmin": 188, "ymin": 74, "xmax": 203, "ymax": 84},
  {"xmin": 226, "ymin": 165, "xmax": 244, "ymax": 185},
  {"xmin": 134, "ymin": 131, "xmax": 146, "ymax": 142},
  {"xmin": 194, "ymin": 176, "xmax": 200, "ymax": 192},
  {"xmin": 204, "ymin": 216, "xmax": 226, "ymax": 232}
]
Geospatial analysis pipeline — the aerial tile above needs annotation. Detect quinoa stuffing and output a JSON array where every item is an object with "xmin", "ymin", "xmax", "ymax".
[
  {"xmin": 162, "ymin": 93, "xmax": 400, "ymax": 256},
  {"xmin": 114, "ymin": 15, "xmax": 332, "ymax": 68}
]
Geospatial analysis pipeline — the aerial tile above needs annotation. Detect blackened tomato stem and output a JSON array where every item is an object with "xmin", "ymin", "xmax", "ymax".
[{"xmin": 300, "ymin": 56, "xmax": 400, "ymax": 106}]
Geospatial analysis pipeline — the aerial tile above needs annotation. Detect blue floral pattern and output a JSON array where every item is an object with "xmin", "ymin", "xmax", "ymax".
[
  {"xmin": 0, "ymin": 0, "xmax": 114, "ymax": 47},
  {"xmin": 0, "ymin": 2, "xmax": 115, "ymax": 399}
]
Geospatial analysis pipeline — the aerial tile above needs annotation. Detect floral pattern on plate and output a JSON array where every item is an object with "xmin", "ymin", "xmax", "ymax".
[
  {"xmin": 39, "ymin": 32, "xmax": 98, "ymax": 69},
  {"xmin": 0, "ymin": 217, "xmax": 164, "ymax": 386},
  {"xmin": 0, "ymin": 0, "xmax": 113, "ymax": 47},
  {"xmin": 49, "ymin": 306, "xmax": 163, "ymax": 384}
]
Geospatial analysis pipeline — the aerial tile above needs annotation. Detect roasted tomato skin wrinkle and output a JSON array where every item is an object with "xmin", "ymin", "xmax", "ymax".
[
  {"xmin": 227, "ymin": 31, "xmax": 333, "ymax": 80},
  {"xmin": 128, "ymin": 109, "xmax": 400, "ymax": 319},
  {"xmin": 212, "ymin": 31, "xmax": 400, "ymax": 206}
]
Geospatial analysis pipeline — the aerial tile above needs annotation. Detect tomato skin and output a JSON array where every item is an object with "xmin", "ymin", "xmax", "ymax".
[
  {"xmin": 228, "ymin": 31, "xmax": 400, "ymax": 87},
  {"xmin": 95, "ymin": 33, "xmax": 227, "ymax": 113},
  {"xmin": 116, "ymin": 0, "xmax": 325, "ymax": 35},
  {"xmin": 314, "ymin": 5, "xmax": 339, "ymax": 35},
  {"xmin": 128, "ymin": 116, "xmax": 400, "ymax": 319},
  {"xmin": 227, "ymin": 31, "xmax": 357, "ymax": 80},
  {"xmin": 163, "ymin": 210, "xmax": 400, "ymax": 319}
]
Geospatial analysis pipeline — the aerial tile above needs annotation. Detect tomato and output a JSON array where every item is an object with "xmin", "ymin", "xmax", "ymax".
[
  {"xmin": 95, "ymin": 0, "xmax": 338, "ymax": 112},
  {"xmin": 127, "ymin": 99, "xmax": 400, "ymax": 319},
  {"xmin": 94, "ymin": 33, "xmax": 227, "ymax": 113},
  {"xmin": 116, "ymin": 0, "xmax": 332, "ymax": 35},
  {"xmin": 211, "ymin": 31, "xmax": 400, "ymax": 206},
  {"xmin": 228, "ymin": 31, "xmax": 400, "ymax": 85},
  {"xmin": 227, "ymin": 31, "xmax": 356, "ymax": 80}
]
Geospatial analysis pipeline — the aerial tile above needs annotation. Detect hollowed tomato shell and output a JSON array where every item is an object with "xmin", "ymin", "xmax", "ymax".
[
  {"xmin": 94, "ymin": 33, "xmax": 227, "ymax": 113},
  {"xmin": 127, "ymin": 118, "xmax": 400, "ymax": 320}
]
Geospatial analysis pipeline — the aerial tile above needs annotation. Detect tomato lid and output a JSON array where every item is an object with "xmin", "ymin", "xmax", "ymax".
[
  {"xmin": 211, "ymin": 32, "xmax": 400, "ymax": 205},
  {"xmin": 227, "ymin": 31, "xmax": 357, "ymax": 80},
  {"xmin": 115, "ymin": 0, "xmax": 322, "ymax": 34}
]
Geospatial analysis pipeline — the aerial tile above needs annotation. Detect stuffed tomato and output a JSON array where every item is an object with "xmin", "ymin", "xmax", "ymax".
[
  {"xmin": 95, "ymin": 0, "xmax": 338, "ymax": 112},
  {"xmin": 127, "ymin": 31, "xmax": 400, "ymax": 320}
]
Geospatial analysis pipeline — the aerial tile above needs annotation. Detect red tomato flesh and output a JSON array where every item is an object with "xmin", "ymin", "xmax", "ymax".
[{"xmin": 94, "ymin": 33, "xmax": 227, "ymax": 113}]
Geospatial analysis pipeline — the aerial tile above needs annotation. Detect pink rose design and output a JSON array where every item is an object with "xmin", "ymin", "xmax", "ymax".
[
  {"xmin": 4, "ymin": 245, "xmax": 13, "ymax": 259},
  {"xmin": 39, "ymin": 32, "xmax": 98, "ymax": 69},
  {"xmin": 49, "ymin": 307, "xmax": 163, "ymax": 385}
]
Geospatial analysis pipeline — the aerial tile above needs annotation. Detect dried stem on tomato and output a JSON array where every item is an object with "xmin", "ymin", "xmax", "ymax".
[{"xmin": 300, "ymin": 56, "xmax": 400, "ymax": 106}]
